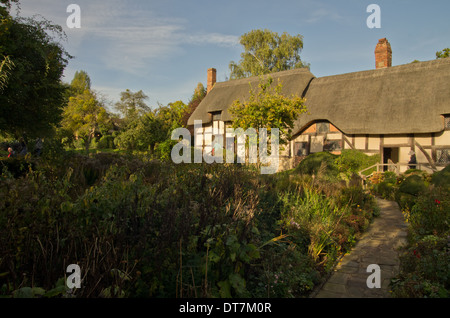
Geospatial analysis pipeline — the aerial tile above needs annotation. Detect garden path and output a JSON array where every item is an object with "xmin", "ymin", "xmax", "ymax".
[{"xmin": 312, "ymin": 198, "xmax": 408, "ymax": 298}]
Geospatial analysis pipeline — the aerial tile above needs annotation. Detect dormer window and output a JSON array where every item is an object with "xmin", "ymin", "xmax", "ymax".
[
  {"xmin": 444, "ymin": 114, "xmax": 450, "ymax": 130},
  {"xmin": 211, "ymin": 111, "xmax": 222, "ymax": 121}
]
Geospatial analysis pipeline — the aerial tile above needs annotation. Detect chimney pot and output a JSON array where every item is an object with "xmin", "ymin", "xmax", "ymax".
[
  {"xmin": 375, "ymin": 38, "xmax": 392, "ymax": 69},
  {"xmin": 207, "ymin": 68, "xmax": 216, "ymax": 93}
]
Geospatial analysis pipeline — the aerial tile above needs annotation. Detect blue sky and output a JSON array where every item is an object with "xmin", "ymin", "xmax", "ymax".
[{"xmin": 12, "ymin": 0, "xmax": 450, "ymax": 110}]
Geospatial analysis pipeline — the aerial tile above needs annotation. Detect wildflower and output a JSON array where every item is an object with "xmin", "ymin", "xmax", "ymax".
[
  {"xmin": 434, "ymin": 199, "xmax": 441, "ymax": 205},
  {"xmin": 413, "ymin": 250, "xmax": 421, "ymax": 259}
]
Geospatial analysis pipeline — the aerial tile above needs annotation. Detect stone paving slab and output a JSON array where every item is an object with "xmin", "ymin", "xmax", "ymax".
[{"xmin": 314, "ymin": 198, "xmax": 408, "ymax": 298}]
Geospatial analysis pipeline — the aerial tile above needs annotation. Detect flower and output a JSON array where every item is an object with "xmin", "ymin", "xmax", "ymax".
[
  {"xmin": 413, "ymin": 250, "xmax": 421, "ymax": 259},
  {"xmin": 434, "ymin": 199, "xmax": 441, "ymax": 204}
]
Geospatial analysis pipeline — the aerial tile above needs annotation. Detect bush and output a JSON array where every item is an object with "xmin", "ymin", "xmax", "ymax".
[
  {"xmin": 0, "ymin": 152, "xmax": 379, "ymax": 298},
  {"xmin": 431, "ymin": 164, "xmax": 450, "ymax": 190},
  {"xmin": 294, "ymin": 152, "xmax": 339, "ymax": 179},
  {"xmin": 390, "ymin": 180, "xmax": 449, "ymax": 298},
  {"xmin": 96, "ymin": 135, "xmax": 115, "ymax": 149},
  {"xmin": 407, "ymin": 187, "xmax": 450, "ymax": 237},
  {"xmin": 335, "ymin": 149, "xmax": 380, "ymax": 176}
]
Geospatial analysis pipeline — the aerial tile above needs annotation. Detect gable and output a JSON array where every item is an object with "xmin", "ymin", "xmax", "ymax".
[{"xmin": 187, "ymin": 68, "xmax": 315, "ymax": 126}]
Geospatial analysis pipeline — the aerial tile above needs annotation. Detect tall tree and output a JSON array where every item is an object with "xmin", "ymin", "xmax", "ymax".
[
  {"xmin": 229, "ymin": 29, "xmax": 307, "ymax": 80},
  {"xmin": 229, "ymin": 77, "xmax": 307, "ymax": 146},
  {"xmin": 182, "ymin": 82, "xmax": 206, "ymax": 127},
  {"xmin": 0, "ymin": 10, "xmax": 71, "ymax": 139},
  {"xmin": 61, "ymin": 77, "xmax": 109, "ymax": 153},
  {"xmin": 114, "ymin": 89, "xmax": 150, "ymax": 123},
  {"xmin": 70, "ymin": 70, "xmax": 91, "ymax": 95}
]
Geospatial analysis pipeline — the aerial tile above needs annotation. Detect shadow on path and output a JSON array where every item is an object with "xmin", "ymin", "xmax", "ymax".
[{"xmin": 313, "ymin": 198, "xmax": 408, "ymax": 298}]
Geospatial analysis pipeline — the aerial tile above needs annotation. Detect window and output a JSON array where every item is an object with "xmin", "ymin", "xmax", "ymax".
[
  {"xmin": 316, "ymin": 122, "xmax": 329, "ymax": 134},
  {"xmin": 324, "ymin": 140, "xmax": 342, "ymax": 152},
  {"xmin": 436, "ymin": 149, "xmax": 450, "ymax": 165},
  {"xmin": 294, "ymin": 142, "xmax": 309, "ymax": 156},
  {"xmin": 444, "ymin": 115, "xmax": 450, "ymax": 130},
  {"xmin": 211, "ymin": 111, "xmax": 222, "ymax": 121},
  {"xmin": 226, "ymin": 137, "xmax": 235, "ymax": 153}
]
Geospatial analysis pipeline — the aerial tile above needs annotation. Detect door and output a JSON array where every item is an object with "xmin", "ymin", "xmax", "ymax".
[{"xmin": 383, "ymin": 147, "xmax": 399, "ymax": 171}]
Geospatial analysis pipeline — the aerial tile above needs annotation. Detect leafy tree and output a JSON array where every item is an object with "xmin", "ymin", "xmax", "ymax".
[
  {"xmin": 436, "ymin": 48, "xmax": 450, "ymax": 59},
  {"xmin": 115, "ymin": 112, "xmax": 166, "ymax": 152},
  {"xmin": 0, "ymin": 8, "xmax": 71, "ymax": 139},
  {"xmin": 229, "ymin": 29, "xmax": 307, "ymax": 80},
  {"xmin": 0, "ymin": 55, "xmax": 14, "ymax": 91},
  {"xmin": 115, "ymin": 99, "xmax": 188, "ymax": 155},
  {"xmin": 157, "ymin": 100, "xmax": 188, "ymax": 131},
  {"xmin": 182, "ymin": 82, "xmax": 206, "ymax": 126},
  {"xmin": 229, "ymin": 76, "xmax": 307, "ymax": 146},
  {"xmin": 61, "ymin": 88, "xmax": 109, "ymax": 153},
  {"xmin": 70, "ymin": 70, "xmax": 91, "ymax": 95},
  {"xmin": 114, "ymin": 89, "xmax": 150, "ymax": 123}
]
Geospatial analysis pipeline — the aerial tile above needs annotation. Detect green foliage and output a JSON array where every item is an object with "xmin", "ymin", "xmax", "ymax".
[
  {"xmin": 114, "ymin": 99, "xmax": 188, "ymax": 158},
  {"xmin": 70, "ymin": 70, "xmax": 91, "ymax": 95},
  {"xmin": 431, "ymin": 164, "xmax": 450, "ymax": 190},
  {"xmin": 294, "ymin": 150, "xmax": 379, "ymax": 182},
  {"xmin": 182, "ymin": 82, "xmax": 206, "ymax": 126},
  {"xmin": 61, "ymin": 87, "xmax": 109, "ymax": 153},
  {"xmin": 293, "ymin": 152, "xmax": 339, "ymax": 180},
  {"xmin": 0, "ymin": 55, "xmax": 14, "ymax": 91},
  {"xmin": 0, "ymin": 13, "xmax": 71, "ymax": 138},
  {"xmin": 436, "ymin": 48, "xmax": 450, "ymax": 59},
  {"xmin": 407, "ymin": 187, "xmax": 449, "ymax": 237},
  {"xmin": 335, "ymin": 149, "xmax": 380, "ymax": 177},
  {"xmin": 398, "ymin": 174, "xmax": 428, "ymax": 196},
  {"xmin": 114, "ymin": 89, "xmax": 150, "ymax": 124},
  {"xmin": 374, "ymin": 166, "xmax": 450, "ymax": 298},
  {"xmin": 0, "ymin": 152, "xmax": 379, "ymax": 298},
  {"xmin": 229, "ymin": 29, "xmax": 307, "ymax": 79},
  {"xmin": 229, "ymin": 76, "xmax": 307, "ymax": 146},
  {"xmin": 391, "ymin": 187, "xmax": 450, "ymax": 298}
]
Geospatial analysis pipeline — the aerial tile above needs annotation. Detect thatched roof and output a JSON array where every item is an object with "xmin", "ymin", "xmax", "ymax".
[
  {"xmin": 187, "ymin": 68, "xmax": 315, "ymax": 125},
  {"xmin": 293, "ymin": 58, "xmax": 450, "ymax": 135},
  {"xmin": 188, "ymin": 58, "xmax": 450, "ymax": 135}
]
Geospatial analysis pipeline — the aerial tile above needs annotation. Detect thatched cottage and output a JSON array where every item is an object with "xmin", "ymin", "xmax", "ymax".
[{"xmin": 187, "ymin": 38, "xmax": 450, "ymax": 173}]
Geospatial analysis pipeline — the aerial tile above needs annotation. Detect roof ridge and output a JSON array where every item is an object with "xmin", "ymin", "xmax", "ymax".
[
  {"xmin": 216, "ymin": 67, "xmax": 314, "ymax": 88},
  {"xmin": 312, "ymin": 58, "xmax": 450, "ymax": 83}
]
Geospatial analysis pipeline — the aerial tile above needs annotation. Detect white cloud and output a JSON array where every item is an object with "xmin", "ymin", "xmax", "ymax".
[
  {"xmin": 14, "ymin": 0, "xmax": 238, "ymax": 75},
  {"xmin": 304, "ymin": 6, "xmax": 345, "ymax": 24}
]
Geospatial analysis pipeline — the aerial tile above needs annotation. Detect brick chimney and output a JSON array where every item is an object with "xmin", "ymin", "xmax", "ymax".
[
  {"xmin": 207, "ymin": 68, "xmax": 216, "ymax": 93},
  {"xmin": 375, "ymin": 38, "xmax": 392, "ymax": 69}
]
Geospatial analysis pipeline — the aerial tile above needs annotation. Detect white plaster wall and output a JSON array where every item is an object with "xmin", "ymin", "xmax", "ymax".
[
  {"xmin": 434, "ymin": 130, "xmax": 450, "ymax": 146},
  {"xmin": 368, "ymin": 136, "xmax": 380, "ymax": 150},
  {"xmin": 415, "ymin": 134, "xmax": 433, "ymax": 146},
  {"xmin": 383, "ymin": 136, "xmax": 410, "ymax": 145},
  {"xmin": 354, "ymin": 136, "xmax": 366, "ymax": 150},
  {"xmin": 326, "ymin": 132, "xmax": 342, "ymax": 140}
]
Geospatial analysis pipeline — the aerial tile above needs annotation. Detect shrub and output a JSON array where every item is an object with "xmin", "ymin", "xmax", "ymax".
[
  {"xmin": 294, "ymin": 152, "xmax": 339, "ymax": 179},
  {"xmin": 96, "ymin": 135, "xmax": 115, "ymax": 149},
  {"xmin": 391, "ymin": 184, "xmax": 449, "ymax": 298},
  {"xmin": 407, "ymin": 187, "xmax": 449, "ymax": 237},
  {"xmin": 335, "ymin": 149, "xmax": 380, "ymax": 176},
  {"xmin": 0, "ymin": 152, "xmax": 379, "ymax": 298},
  {"xmin": 431, "ymin": 164, "xmax": 450, "ymax": 190},
  {"xmin": 398, "ymin": 174, "xmax": 428, "ymax": 196}
]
